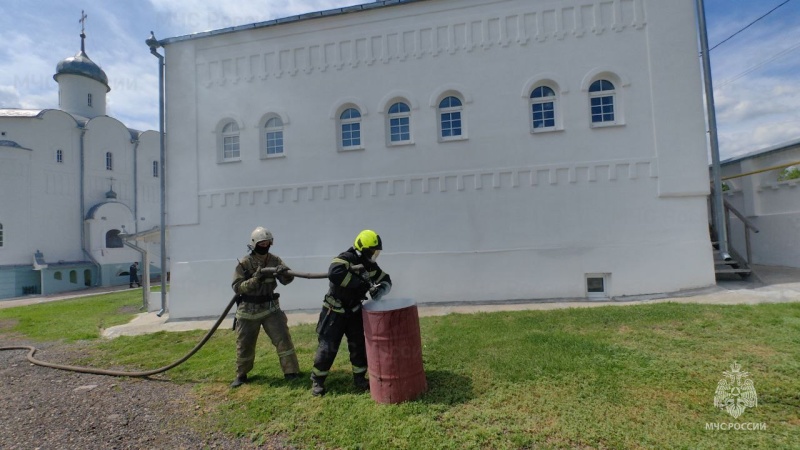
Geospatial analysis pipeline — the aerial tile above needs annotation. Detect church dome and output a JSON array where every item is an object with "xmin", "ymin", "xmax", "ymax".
[{"xmin": 54, "ymin": 49, "xmax": 110, "ymax": 92}]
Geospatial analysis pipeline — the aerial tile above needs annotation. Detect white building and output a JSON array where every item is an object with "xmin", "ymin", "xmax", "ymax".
[
  {"xmin": 720, "ymin": 138, "xmax": 800, "ymax": 269},
  {"xmin": 0, "ymin": 31, "xmax": 162, "ymax": 299},
  {"xmin": 159, "ymin": 0, "xmax": 715, "ymax": 319}
]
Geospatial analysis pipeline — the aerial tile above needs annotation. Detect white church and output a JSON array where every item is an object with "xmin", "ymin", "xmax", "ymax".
[
  {"xmin": 0, "ymin": 28, "xmax": 162, "ymax": 299},
  {"xmin": 157, "ymin": 0, "xmax": 715, "ymax": 319}
]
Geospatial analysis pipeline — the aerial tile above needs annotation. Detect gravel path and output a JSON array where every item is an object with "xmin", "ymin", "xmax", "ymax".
[{"xmin": 0, "ymin": 337, "xmax": 292, "ymax": 450}]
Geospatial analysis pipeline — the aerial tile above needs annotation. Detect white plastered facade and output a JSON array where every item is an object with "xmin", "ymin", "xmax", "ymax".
[
  {"xmin": 162, "ymin": 0, "xmax": 715, "ymax": 319},
  {"xmin": 0, "ymin": 40, "xmax": 161, "ymax": 299}
]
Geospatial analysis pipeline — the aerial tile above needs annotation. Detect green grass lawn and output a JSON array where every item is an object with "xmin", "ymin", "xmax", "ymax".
[{"xmin": 1, "ymin": 294, "xmax": 798, "ymax": 449}]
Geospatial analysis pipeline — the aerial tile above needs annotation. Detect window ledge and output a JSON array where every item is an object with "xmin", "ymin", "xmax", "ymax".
[
  {"xmin": 218, "ymin": 158, "xmax": 242, "ymax": 164},
  {"xmin": 438, "ymin": 136, "xmax": 468, "ymax": 143},
  {"xmin": 388, "ymin": 141, "xmax": 415, "ymax": 148},
  {"xmin": 531, "ymin": 127, "xmax": 563, "ymax": 134},
  {"xmin": 263, "ymin": 153, "xmax": 286, "ymax": 160},
  {"xmin": 338, "ymin": 146, "xmax": 365, "ymax": 153},
  {"xmin": 590, "ymin": 121, "xmax": 625, "ymax": 129}
]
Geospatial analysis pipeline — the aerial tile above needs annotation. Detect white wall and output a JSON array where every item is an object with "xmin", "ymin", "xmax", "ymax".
[
  {"xmin": 164, "ymin": 0, "xmax": 715, "ymax": 319},
  {"xmin": 721, "ymin": 141, "xmax": 800, "ymax": 268}
]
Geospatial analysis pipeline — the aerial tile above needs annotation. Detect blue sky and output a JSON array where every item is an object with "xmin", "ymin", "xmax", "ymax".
[{"xmin": 0, "ymin": 0, "xmax": 797, "ymax": 161}]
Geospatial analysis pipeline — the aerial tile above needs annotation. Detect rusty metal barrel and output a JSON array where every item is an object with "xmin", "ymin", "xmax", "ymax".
[{"xmin": 362, "ymin": 298, "xmax": 427, "ymax": 403}]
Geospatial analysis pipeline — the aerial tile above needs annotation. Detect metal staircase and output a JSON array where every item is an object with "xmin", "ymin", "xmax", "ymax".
[{"xmin": 711, "ymin": 198, "xmax": 759, "ymax": 279}]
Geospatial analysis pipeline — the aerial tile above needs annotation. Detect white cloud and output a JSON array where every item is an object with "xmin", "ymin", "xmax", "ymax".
[
  {"xmin": 147, "ymin": 0, "xmax": 365, "ymax": 35},
  {"xmin": 0, "ymin": 85, "xmax": 21, "ymax": 107}
]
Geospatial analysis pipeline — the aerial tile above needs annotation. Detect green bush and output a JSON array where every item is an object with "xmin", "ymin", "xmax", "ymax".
[{"xmin": 778, "ymin": 166, "xmax": 800, "ymax": 181}]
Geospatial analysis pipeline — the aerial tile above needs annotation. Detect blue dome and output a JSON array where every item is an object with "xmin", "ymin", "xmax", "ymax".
[{"xmin": 54, "ymin": 50, "xmax": 110, "ymax": 92}]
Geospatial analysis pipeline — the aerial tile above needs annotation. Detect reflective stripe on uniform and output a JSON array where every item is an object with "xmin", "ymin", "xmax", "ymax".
[
  {"xmin": 277, "ymin": 348, "xmax": 296, "ymax": 358},
  {"xmin": 236, "ymin": 303, "xmax": 281, "ymax": 320},
  {"xmin": 341, "ymin": 272, "xmax": 352, "ymax": 287},
  {"xmin": 332, "ymin": 257, "xmax": 350, "ymax": 267},
  {"xmin": 352, "ymin": 365, "xmax": 367, "ymax": 374},
  {"xmin": 312, "ymin": 367, "xmax": 329, "ymax": 376},
  {"xmin": 375, "ymin": 272, "xmax": 387, "ymax": 284}
]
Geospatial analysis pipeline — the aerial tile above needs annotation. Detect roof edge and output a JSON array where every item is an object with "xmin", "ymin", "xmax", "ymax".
[{"xmin": 160, "ymin": 0, "xmax": 428, "ymax": 45}]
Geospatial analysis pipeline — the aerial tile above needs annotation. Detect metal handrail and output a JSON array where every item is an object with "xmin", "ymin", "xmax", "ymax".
[{"xmin": 722, "ymin": 198, "xmax": 760, "ymax": 265}]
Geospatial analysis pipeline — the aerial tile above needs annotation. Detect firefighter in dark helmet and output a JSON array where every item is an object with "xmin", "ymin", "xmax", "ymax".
[
  {"xmin": 310, "ymin": 229, "xmax": 392, "ymax": 396},
  {"xmin": 230, "ymin": 226, "xmax": 300, "ymax": 388}
]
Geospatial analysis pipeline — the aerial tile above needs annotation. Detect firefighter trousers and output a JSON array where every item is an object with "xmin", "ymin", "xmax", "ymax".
[
  {"xmin": 235, "ymin": 309, "xmax": 299, "ymax": 377},
  {"xmin": 312, "ymin": 306, "xmax": 368, "ymax": 377}
]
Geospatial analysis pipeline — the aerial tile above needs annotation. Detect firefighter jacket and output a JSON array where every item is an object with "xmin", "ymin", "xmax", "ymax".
[
  {"xmin": 232, "ymin": 252, "xmax": 294, "ymax": 320},
  {"xmin": 325, "ymin": 247, "xmax": 391, "ymax": 313}
]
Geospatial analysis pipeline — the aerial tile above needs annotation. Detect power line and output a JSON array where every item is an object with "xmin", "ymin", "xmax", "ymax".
[
  {"xmin": 710, "ymin": 0, "xmax": 793, "ymax": 51},
  {"xmin": 716, "ymin": 40, "xmax": 800, "ymax": 87}
]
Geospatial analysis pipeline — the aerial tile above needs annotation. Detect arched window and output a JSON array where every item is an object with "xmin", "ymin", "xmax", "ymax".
[
  {"xmin": 54, "ymin": 271, "xmax": 62, "ymax": 281},
  {"xmin": 530, "ymin": 86, "xmax": 557, "ymax": 131},
  {"xmin": 105, "ymin": 152, "xmax": 113, "ymax": 171},
  {"xmin": 84, "ymin": 269, "xmax": 92, "ymax": 287},
  {"xmin": 88, "ymin": 93, "xmax": 93, "ymax": 107},
  {"xmin": 56, "ymin": 149, "xmax": 63, "ymax": 163},
  {"xmin": 221, "ymin": 121, "xmax": 240, "ymax": 161},
  {"xmin": 339, "ymin": 108, "xmax": 362, "ymax": 150},
  {"xmin": 69, "ymin": 270, "xmax": 77, "ymax": 284},
  {"xmin": 265, "ymin": 117, "xmax": 284, "ymax": 157},
  {"xmin": 589, "ymin": 79, "xmax": 616, "ymax": 125},
  {"xmin": 438, "ymin": 96, "xmax": 463, "ymax": 140},
  {"xmin": 105, "ymin": 229, "xmax": 123, "ymax": 248},
  {"xmin": 153, "ymin": 161, "xmax": 159, "ymax": 177},
  {"xmin": 388, "ymin": 102, "xmax": 411, "ymax": 144},
  {"xmin": 0, "ymin": 222, "xmax": 3, "ymax": 247}
]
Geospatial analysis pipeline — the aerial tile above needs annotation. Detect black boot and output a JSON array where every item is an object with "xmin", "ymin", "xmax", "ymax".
[
  {"xmin": 230, "ymin": 374, "xmax": 247, "ymax": 388},
  {"xmin": 353, "ymin": 372, "xmax": 370, "ymax": 391},
  {"xmin": 310, "ymin": 374, "xmax": 326, "ymax": 397},
  {"xmin": 284, "ymin": 372, "xmax": 300, "ymax": 381}
]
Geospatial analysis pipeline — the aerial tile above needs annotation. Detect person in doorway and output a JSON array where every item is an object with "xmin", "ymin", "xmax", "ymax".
[
  {"xmin": 230, "ymin": 226, "xmax": 300, "ymax": 388},
  {"xmin": 310, "ymin": 229, "xmax": 392, "ymax": 397},
  {"xmin": 129, "ymin": 261, "xmax": 141, "ymax": 288}
]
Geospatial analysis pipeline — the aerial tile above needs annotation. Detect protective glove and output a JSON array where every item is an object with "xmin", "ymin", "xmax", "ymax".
[
  {"xmin": 274, "ymin": 264, "xmax": 289, "ymax": 275},
  {"xmin": 369, "ymin": 281, "xmax": 391, "ymax": 301}
]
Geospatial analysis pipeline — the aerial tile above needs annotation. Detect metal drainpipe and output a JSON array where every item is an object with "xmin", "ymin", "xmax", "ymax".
[
  {"xmin": 147, "ymin": 32, "xmax": 167, "ymax": 317},
  {"xmin": 132, "ymin": 137, "xmax": 140, "ymax": 233},
  {"xmin": 696, "ymin": 0, "xmax": 730, "ymax": 261},
  {"xmin": 79, "ymin": 124, "xmax": 102, "ymax": 285}
]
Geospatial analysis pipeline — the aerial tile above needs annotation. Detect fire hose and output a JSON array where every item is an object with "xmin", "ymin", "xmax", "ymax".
[{"xmin": 0, "ymin": 266, "xmax": 343, "ymax": 378}]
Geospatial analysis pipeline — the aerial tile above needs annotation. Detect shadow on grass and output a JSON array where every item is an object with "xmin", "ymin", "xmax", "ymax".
[{"xmin": 417, "ymin": 370, "xmax": 474, "ymax": 405}]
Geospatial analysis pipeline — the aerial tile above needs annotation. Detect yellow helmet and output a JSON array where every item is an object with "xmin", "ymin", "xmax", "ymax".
[{"xmin": 354, "ymin": 229, "xmax": 382, "ymax": 251}]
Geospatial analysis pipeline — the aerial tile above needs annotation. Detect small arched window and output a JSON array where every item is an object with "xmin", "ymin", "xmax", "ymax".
[
  {"xmin": 530, "ymin": 86, "xmax": 556, "ymax": 131},
  {"xmin": 88, "ymin": 93, "xmax": 93, "ymax": 107},
  {"xmin": 589, "ymin": 79, "xmax": 616, "ymax": 125},
  {"xmin": 56, "ymin": 149, "xmax": 63, "ymax": 163},
  {"xmin": 153, "ymin": 161, "xmax": 159, "ymax": 177},
  {"xmin": 54, "ymin": 271, "xmax": 62, "ymax": 281},
  {"xmin": 105, "ymin": 229, "xmax": 123, "ymax": 248},
  {"xmin": 438, "ymin": 96, "xmax": 463, "ymax": 140},
  {"xmin": 265, "ymin": 117, "xmax": 284, "ymax": 157},
  {"xmin": 69, "ymin": 270, "xmax": 77, "ymax": 284},
  {"xmin": 0, "ymin": 222, "xmax": 3, "ymax": 247},
  {"xmin": 221, "ymin": 122, "xmax": 240, "ymax": 161},
  {"xmin": 339, "ymin": 108, "xmax": 362, "ymax": 150},
  {"xmin": 388, "ymin": 102, "xmax": 411, "ymax": 144},
  {"xmin": 105, "ymin": 152, "xmax": 113, "ymax": 171}
]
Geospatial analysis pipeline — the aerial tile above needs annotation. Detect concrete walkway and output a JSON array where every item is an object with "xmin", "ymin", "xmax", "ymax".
[{"xmin": 3, "ymin": 265, "xmax": 800, "ymax": 339}]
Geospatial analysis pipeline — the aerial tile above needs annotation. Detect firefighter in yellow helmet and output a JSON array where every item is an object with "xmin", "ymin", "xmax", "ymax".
[
  {"xmin": 310, "ymin": 229, "xmax": 392, "ymax": 396},
  {"xmin": 230, "ymin": 226, "xmax": 300, "ymax": 388}
]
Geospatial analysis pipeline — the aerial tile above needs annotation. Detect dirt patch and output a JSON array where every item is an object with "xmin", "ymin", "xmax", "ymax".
[
  {"xmin": 0, "ymin": 338, "xmax": 294, "ymax": 449},
  {"xmin": 0, "ymin": 318, "xmax": 18, "ymax": 331}
]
